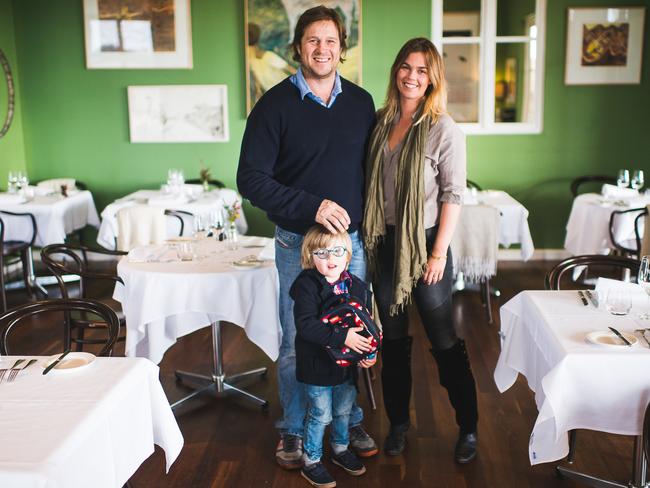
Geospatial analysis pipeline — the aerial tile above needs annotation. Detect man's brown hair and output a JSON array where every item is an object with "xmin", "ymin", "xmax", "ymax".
[{"xmin": 291, "ymin": 5, "xmax": 347, "ymax": 63}]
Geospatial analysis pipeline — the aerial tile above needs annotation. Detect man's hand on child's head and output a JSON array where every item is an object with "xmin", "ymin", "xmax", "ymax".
[
  {"xmin": 359, "ymin": 357, "xmax": 377, "ymax": 368},
  {"xmin": 344, "ymin": 327, "xmax": 372, "ymax": 353}
]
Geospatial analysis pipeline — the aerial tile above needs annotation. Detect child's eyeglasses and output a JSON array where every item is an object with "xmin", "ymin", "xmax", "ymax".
[{"xmin": 312, "ymin": 246, "xmax": 347, "ymax": 260}]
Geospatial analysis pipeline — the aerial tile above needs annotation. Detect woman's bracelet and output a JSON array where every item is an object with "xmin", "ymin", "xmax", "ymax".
[{"xmin": 430, "ymin": 254, "xmax": 447, "ymax": 260}]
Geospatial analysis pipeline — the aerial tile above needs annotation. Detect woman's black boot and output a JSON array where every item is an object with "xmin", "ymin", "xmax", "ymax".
[{"xmin": 381, "ymin": 336, "xmax": 413, "ymax": 455}]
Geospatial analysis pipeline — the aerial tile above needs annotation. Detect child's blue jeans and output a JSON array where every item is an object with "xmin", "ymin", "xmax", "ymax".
[{"xmin": 302, "ymin": 379, "xmax": 357, "ymax": 462}]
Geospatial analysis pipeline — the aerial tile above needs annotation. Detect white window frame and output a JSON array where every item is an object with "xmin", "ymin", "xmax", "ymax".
[{"xmin": 431, "ymin": 0, "xmax": 546, "ymax": 135}]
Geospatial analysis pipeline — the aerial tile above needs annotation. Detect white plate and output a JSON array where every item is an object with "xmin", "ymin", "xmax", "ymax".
[
  {"xmin": 43, "ymin": 352, "xmax": 96, "ymax": 371},
  {"xmin": 585, "ymin": 330, "xmax": 638, "ymax": 347}
]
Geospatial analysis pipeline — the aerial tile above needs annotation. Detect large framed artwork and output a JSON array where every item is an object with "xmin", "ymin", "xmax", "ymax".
[
  {"xmin": 244, "ymin": 0, "xmax": 362, "ymax": 112},
  {"xmin": 83, "ymin": 0, "xmax": 193, "ymax": 69},
  {"xmin": 127, "ymin": 85, "xmax": 229, "ymax": 143},
  {"xmin": 565, "ymin": 7, "xmax": 645, "ymax": 85}
]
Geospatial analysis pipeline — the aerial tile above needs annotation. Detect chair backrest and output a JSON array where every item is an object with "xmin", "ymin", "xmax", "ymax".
[
  {"xmin": 41, "ymin": 244, "xmax": 125, "ymax": 299},
  {"xmin": 184, "ymin": 178, "xmax": 225, "ymax": 189},
  {"xmin": 0, "ymin": 210, "xmax": 37, "ymax": 247},
  {"xmin": 644, "ymin": 400, "xmax": 650, "ymax": 465},
  {"xmin": 164, "ymin": 209, "xmax": 194, "ymax": 237},
  {"xmin": 116, "ymin": 205, "xmax": 166, "ymax": 251},
  {"xmin": 570, "ymin": 175, "xmax": 617, "ymax": 197},
  {"xmin": 609, "ymin": 207, "xmax": 647, "ymax": 258},
  {"xmin": 545, "ymin": 254, "xmax": 641, "ymax": 290},
  {"xmin": 636, "ymin": 207, "xmax": 649, "ymax": 258},
  {"xmin": 466, "ymin": 179, "xmax": 483, "ymax": 191},
  {"xmin": 0, "ymin": 298, "xmax": 120, "ymax": 356}
]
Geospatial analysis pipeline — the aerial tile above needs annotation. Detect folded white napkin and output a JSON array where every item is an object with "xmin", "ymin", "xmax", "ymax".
[
  {"xmin": 258, "ymin": 239, "xmax": 275, "ymax": 261},
  {"xmin": 595, "ymin": 277, "xmax": 648, "ymax": 309},
  {"xmin": 31, "ymin": 185, "xmax": 55, "ymax": 196},
  {"xmin": 37, "ymin": 178, "xmax": 77, "ymax": 191},
  {"xmin": 601, "ymin": 184, "xmax": 639, "ymax": 199},
  {"xmin": 0, "ymin": 193, "xmax": 26, "ymax": 204},
  {"xmin": 127, "ymin": 245, "xmax": 178, "ymax": 263}
]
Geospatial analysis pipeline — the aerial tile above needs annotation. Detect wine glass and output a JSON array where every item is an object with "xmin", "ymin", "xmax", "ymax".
[
  {"xmin": 617, "ymin": 169, "xmax": 630, "ymax": 188},
  {"xmin": 192, "ymin": 214, "xmax": 208, "ymax": 240},
  {"xmin": 638, "ymin": 255, "xmax": 650, "ymax": 320},
  {"xmin": 210, "ymin": 209, "xmax": 224, "ymax": 240},
  {"xmin": 7, "ymin": 171, "xmax": 18, "ymax": 193},
  {"xmin": 630, "ymin": 170, "xmax": 644, "ymax": 191}
]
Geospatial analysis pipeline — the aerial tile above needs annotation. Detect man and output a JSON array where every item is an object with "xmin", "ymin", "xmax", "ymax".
[{"xmin": 237, "ymin": 5, "xmax": 377, "ymax": 471}]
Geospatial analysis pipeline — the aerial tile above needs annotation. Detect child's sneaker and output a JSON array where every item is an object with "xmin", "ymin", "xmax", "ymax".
[
  {"xmin": 331, "ymin": 449, "xmax": 366, "ymax": 476},
  {"xmin": 301, "ymin": 461, "xmax": 337, "ymax": 488}
]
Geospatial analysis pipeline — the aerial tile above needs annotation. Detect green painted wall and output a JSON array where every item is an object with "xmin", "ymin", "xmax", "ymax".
[
  {"xmin": 0, "ymin": 0, "xmax": 26, "ymax": 177},
  {"xmin": 4, "ymin": 0, "xmax": 650, "ymax": 248}
]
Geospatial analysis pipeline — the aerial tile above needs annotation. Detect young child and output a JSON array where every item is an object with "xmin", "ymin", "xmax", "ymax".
[{"xmin": 290, "ymin": 225, "xmax": 377, "ymax": 488}]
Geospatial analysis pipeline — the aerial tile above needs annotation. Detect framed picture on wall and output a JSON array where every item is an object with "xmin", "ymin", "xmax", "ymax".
[
  {"xmin": 565, "ymin": 7, "xmax": 645, "ymax": 85},
  {"xmin": 127, "ymin": 85, "xmax": 229, "ymax": 143},
  {"xmin": 83, "ymin": 0, "xmax": 192, "ymax": 69},
  {"xmin": 244, "ymin": 0, "xmax": 362, "ymax": 112}
]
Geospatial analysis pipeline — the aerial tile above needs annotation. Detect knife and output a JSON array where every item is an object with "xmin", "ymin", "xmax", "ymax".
[
  {"xmin": 43, "ymin": 350, "xmax": 71, "ymax": 375},
  {"xmin": 608, "ymin": 326, "xmax": 632, "ymax": 346},
  {"xmin": 577, "ymin": 291, "xmax": 588, "ymax": 306},
  {"xmin": 584, "ymin": 290, "xmax": 598, "ymax": 307}
]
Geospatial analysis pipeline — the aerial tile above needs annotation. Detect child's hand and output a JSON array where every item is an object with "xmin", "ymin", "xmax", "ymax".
[
  {"xmin": 344, "ymin": 327, "xmax": 373, "ymax": 354},
  {"xmin": 359, "ymin": 356, "xmax": 377, "ymax": 368}
]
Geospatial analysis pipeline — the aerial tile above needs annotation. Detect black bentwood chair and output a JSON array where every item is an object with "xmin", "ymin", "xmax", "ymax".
[
  {"xmin": 609, "ymin": 207, "xmax": 648, "ymax": 259},
  {"xmin": 0, "ymin": 210, "xmax": 44, "ymax": 298},
  {"xmin": 0, "ymin": 298, "xmax": 120, "ymax": 357},
  {"xmin": 41, "ymin": 244, "xmax": 127, "ymax": 353},
  {"xmin": 570, "ymin": 175, "xmax": 617, "ymax": 197}
]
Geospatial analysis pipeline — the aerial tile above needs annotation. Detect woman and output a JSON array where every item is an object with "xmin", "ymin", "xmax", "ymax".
[{"xmin": 363, "ymin": 38, "xmax": 478, "ymax": 463}]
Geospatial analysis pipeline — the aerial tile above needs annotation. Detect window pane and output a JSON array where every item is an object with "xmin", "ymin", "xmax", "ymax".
[
  {"xmin": 443, "ymin": 2, "xmax": 481, "ymax": 37},
  {"xmin": 497, "ymin": 0, "xmax": 536, "ymax": 37},
  {"xmin": 494, "ymin": 41, "xmax": 536, "ymax": 123},
  {"xmin": 444, "ymin": 43, "xmax": 480, "ymax": 123}
]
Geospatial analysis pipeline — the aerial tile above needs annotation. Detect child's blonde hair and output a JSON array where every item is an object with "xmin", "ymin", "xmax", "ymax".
[{"xmin": 301, "ymin": 225, "xmax": 353, "ymax": 269}]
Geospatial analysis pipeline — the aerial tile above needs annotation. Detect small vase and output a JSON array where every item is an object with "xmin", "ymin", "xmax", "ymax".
[
  {"xmin": 225, "ymin": 222, "xmax": 239, "ymax": 250},
  {"xmin": 202, "ymin": 179, "xmax": 210, "ymax": 192}
]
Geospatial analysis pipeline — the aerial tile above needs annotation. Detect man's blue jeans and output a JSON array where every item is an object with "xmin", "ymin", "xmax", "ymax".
[
  {"xmin": 274, "ymin": 226, "xmax": 366, "ymax": 437},
  {"xmin": 302, "ymin": 380, "xmax": 357, "ymax": 462}
]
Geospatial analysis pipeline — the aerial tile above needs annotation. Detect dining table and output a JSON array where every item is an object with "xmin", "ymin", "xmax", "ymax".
[
  {"xmin": 113, "ymin": 235, "xmax": 280, "ymax": 410},
  {"xmin": 0, "ymin": 190, "xmax": 100, "ymax": 246},
  {"xmin": 97, "ymin": 187, "xmax": 247, "ymax": 250},
  {"xmin": 494, "ymin": 290, "xmax": 650, "ymax": 487},
  {"xmin": 564, "ymin": 192, "xmax": 649, "ymax": 256},
  {"xmin": 0, "ymin": 355, "xmax": 183, "ymax": 488}
]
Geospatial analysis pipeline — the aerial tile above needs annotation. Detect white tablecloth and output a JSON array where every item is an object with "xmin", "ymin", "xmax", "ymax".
[
  {"xmin": 469, "ymin": 190, "xmax": 535, "ymax": 260},
  {"xmin": 494, "ymin": 290, "xmax": 650, "ymax": 465},
  {"xmin": 97, "ymin": 188, "xmax": 248, "ymax": 250},
  {"xmin": 0, "ymin": 191, "xmax": 100, "ymax": 246},
  {"xmin": 564, "ymin": 193, "xmax": 649, "ymax": 255},
  {"xmin": 113, "ymin": 236, "xmax": 281, "ymax": 364},
  {"xmin": 0, "ymin": 356, "xmax": 183, "ymax": 488}
]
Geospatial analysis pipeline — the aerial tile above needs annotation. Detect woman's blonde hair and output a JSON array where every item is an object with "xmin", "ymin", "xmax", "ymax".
[
  {"xmin": 301, "ymin": 225, "xmax": 352, "ymax": 269},
  {"xmin": 378, "ymin": 37, "xmax": 447, "ymax": 126}
]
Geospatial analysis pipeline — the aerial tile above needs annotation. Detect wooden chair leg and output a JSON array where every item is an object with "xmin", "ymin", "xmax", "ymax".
[
  {"xmin": 567, "ymin": 429, "xmax": 577, "ymax": 463},
  {"xmin": 483, "ymin": 279, "xmax": 494, "ymax": 324},
  {"xmin": 362, "ymin": 366, "xmax": 376, "ymax": 411}
]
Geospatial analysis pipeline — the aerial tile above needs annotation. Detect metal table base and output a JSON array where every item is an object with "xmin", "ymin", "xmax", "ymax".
[
  {"xmin": 556, "ymin": 435, "xmax": 648, "ymax": 488},
  {"xmin": 171, "ymin": 321, "xmax": 269, "ymax": 411}
]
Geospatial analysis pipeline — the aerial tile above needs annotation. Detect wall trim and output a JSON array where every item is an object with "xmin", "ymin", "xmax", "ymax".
[{"xmin": 499, "ymin": 248, "xmax": 570, "ymax": 261}]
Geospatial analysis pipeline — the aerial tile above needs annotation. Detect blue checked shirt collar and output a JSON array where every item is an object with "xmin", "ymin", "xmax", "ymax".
[{"xmin": 290, "ymin": 66, "xmax": 342, "ymax": 108}]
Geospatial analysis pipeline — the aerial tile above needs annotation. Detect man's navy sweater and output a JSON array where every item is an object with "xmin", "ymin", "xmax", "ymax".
[{"xmin": 237, "ymin": 77, "xmax": 376, "ymax": 234}]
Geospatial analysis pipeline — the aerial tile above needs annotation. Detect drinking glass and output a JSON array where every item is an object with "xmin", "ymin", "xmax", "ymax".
[
  {"xmin": 177, "ymin": 241, "xmax": 195, "ymax": 261},
  {"xmin": 638, "ymin": 255, "xmax": 650, "ymax": 320},
  {"xmin": 617, "ymin": 169, "xmax": 630, "ymax": 188},
  {"xmin": 631, "ymin": 170, "xmax": 645, "ymax": 191},
  {"xmin": 210, "ymin": 209, "xmax": 224, "ymax": 240},
  {"xmin": 7, "ymin": 171, "xmax": 18, "ymax": 193},
  {"xmin": 16, "ymin": 171, "xmax": 28, "ymax": 191},
  {"xmin": 225, "ymin": 223, "xmax": 239, "ymax": 250},
  {"xmin": 605, "ymin": 289, "xmax": 632, "ymax": 316},
  {"xmin": 192, "ymin": 214, "xmax": 208, "ymax": 240}
]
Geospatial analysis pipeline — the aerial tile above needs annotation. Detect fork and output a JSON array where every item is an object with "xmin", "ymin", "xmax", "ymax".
[
  {"xmin": 635, "ymin": 329, "xmax": 650, "ymax": 347},
  {"xmin": 7, "ymin": 359, "xmax": 37, "ymax": 383},
  {"xmin": 0, "ymin": 359, "xmax": 25, "ymax": 383}
]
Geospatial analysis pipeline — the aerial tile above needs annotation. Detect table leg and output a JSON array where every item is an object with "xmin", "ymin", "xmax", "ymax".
[
  {"xmin": 171, "ymin": 321, "xmax": 269, "ymax": 411},
  {"xmin": 556, "ymin": 435, "xmax": 648, "ymax": 488}
]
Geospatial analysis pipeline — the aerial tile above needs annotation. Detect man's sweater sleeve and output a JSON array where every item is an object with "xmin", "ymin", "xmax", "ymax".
[
  {"xmin": 236, "ymin": 100, "xmax": 322, "ymax": 220},
  {"xmin": 291, "ymin": 275, "xmax": 348, "ymax": 349}
]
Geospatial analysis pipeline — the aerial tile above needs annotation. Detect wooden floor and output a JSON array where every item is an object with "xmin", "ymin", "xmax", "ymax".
[{"xmin": 6, "ymin": 260, "xmax": 635, "ymax": 488}]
